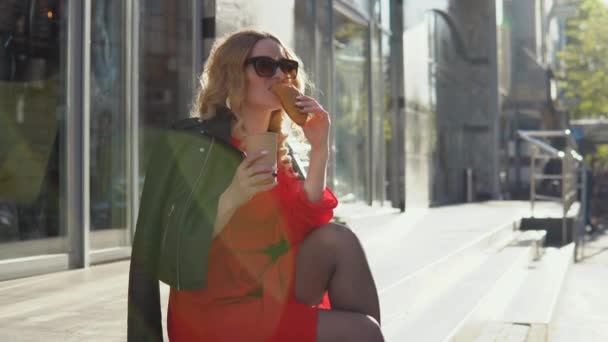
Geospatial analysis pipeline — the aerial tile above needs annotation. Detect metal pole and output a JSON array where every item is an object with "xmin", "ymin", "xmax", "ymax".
[
  {"xmin": 82, "ymin": 0, "xmax": 92, "ymax": 265},
  {"xmin": 466, "ymin": 168, "xmax": 474, "ymax": 202},
  {"xmin": 66, "ymin": 0, "xmax": 86, "ymax": 268},
  {"xmin": 327, "ymin": 0, "xmax": 336, "ymax": 193},
  {"xmin": 488, "ymin": 0, "xmax": 501, "ymax": 199},
  {"xmin": 192, "ymin": 0, "xmax": 202, "ymax": 89},
  {"xmin": 580, "ymin": 164, "xmax": 587, "ymax": 260},
  {"xmin": 562, "ymin": 150, "xmax": 567, "ymax": 246},
  {"xmin": 126, "ymin": 0, "xmax": 141, "ymax": 243},
  {"xmin": 66, "ymin": 0, "xmax": 91, "ymax": 268},
  {"xmin": 515, "ymin": 107, "xmax": 522, "ymax": 192},
  {"xmin": 530, "ymin": 146, "xmax": 536, "ymax": 216},
  {"xmin": 366, "ymin": 6, "xmax": 373, "ymax": 206},
  {"xmin": 389, "ymin": 0, "xmax": 405, "ymax": 210}
]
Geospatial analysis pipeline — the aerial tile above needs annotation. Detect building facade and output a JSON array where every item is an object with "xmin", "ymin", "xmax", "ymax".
[
  {"xmin": 498, "ymin": 0, "xmax": 576, "ymax": 198},
  {"xmin": 401, "ymin": 0, "xmax": 501, "ymax": 206},
  {"xmin": 0, "ymin": 0, "xmax": 403, "ymax": 280},
  {"xmin": 4, "ymin": 0, "xmax": 553, "ymax": 279}
]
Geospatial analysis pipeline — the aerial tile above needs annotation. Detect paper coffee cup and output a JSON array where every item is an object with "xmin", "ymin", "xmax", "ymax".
[{"xmin": 243, "ymin": 132, "xmax": 278, "ymax": 167}]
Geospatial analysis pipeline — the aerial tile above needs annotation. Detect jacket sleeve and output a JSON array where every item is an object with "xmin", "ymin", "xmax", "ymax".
[{"xmin": 128, "ymin": 131, "xmax": 173, "ymax": 341}]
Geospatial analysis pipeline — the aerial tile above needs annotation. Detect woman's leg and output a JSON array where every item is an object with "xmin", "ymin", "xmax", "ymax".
[
  {"xmin": 295, "ymin": 222, "xmax": 383, "ymax": 341},
  {"xmin": 316, "ymin": 310, "xmax": 383, "ymax": 342}
]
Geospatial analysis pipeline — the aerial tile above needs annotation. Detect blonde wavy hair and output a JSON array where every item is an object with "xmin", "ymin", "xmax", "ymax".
[{"xmin": 191, "ymin": 29, "xmax": 309, "ymax": 172}]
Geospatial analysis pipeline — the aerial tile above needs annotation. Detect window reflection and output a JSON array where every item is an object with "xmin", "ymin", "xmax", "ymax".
[
  {"xmin": 0, "ymin": 0, "xmax": 66, "ymax": 258},
  {"xmin": 89, "ymin": 0, "xmax": 128, "ymax": 249},
  {"xmin": 139, "ymin": 0, "xmax": 193, "ymax": 198},
  {"xmin": 333, "ymin": 11, "xmax": 370, "ymax": 203},
  {"xmin": 216, "ymin": 0, "xmax": 295, "ymax": 54},
  {"xmin": 403, "ymin": 10, "xmax": 435, "ymax": 207},
  {"xmin": 371, "ymin": 23, "xmax": 385, "ymax": 204}
]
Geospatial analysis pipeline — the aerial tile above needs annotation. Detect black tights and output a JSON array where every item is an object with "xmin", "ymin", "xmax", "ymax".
[{"xmin": 295, "ymin": 223, "xmax": 384, "ymax": 342}]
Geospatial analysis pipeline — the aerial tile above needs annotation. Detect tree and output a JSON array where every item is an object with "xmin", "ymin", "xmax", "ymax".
[{"xmin": 558, "ymin": 0, "xmax": 608, "ymax": 119}]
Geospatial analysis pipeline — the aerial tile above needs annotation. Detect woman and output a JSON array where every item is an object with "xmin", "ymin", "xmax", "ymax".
[{"xmin": 128, "ymin": 29, "xmax": 383, "ymax": 342}]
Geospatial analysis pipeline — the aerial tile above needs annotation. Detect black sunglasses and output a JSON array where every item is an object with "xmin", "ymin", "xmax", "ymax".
[{"xmin": 245, "ymin": 56, "xmax": 299, "ymax": 79}]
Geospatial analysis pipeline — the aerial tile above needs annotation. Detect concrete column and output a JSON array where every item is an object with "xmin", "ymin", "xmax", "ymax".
[
  {"xmin": 66, "ymin": 0, "xmax": 90, "ymax": 268},
  {"xmin": 202, "ymin": 0, "xmax": 216, "ymax": 65},
  {"xmin": 489, "ymin": 0, "xmax": 501, "ymax": 199}
]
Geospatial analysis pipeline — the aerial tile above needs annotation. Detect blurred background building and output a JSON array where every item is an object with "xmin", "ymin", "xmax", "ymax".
[{"xmin": 0, "ymin": 0, "xmax": 579, "ymax": 280}]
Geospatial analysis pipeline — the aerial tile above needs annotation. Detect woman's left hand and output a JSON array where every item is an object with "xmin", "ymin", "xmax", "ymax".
[{"xmin": 295, "ymin": 95, "xmax": 331, "ymax": 152}]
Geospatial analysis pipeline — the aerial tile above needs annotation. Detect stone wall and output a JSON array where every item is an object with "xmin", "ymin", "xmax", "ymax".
[{"xmin": 403, "ymin": 0, "xmax": 496, "ymax": 207}]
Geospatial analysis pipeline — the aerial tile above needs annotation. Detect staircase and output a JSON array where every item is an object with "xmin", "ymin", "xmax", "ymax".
[{"xmin": 339, "ymin": 201, "xmax": 575, "ymax": 342}]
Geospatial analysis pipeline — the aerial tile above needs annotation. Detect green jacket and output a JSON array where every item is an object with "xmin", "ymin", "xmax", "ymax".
[{"xmin": 127, "ymin": 111, "xmax": 305, "ymax": 341}]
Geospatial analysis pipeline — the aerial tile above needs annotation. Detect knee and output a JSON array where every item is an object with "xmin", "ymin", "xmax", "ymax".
[
  {"xmin": 352, "ymin": 315, "xmax": 384, "ymax": 342},
  {"xmin": 310, "ymin": 222, "xmax": 362, "ymax": 251}
]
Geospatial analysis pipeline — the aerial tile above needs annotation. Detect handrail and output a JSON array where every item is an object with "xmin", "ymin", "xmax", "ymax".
[
  {"xmin": 518, "ymin": 130, "xmax": 583, "ymax": 161},
  {"xmin": 518, "ymin": 132, "xmax": 561, "ymax": 157},
  {"xmin": 517, "ymin": 129, "xmax": 585, "ymax": 259},
  {"xmin": 518, "ymin": 129, "xmax": 571, "ymax": 137}
]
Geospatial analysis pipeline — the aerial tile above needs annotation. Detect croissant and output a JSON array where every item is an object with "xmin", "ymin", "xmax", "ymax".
[{"xmin": 270, "ymin": 84, "xmax": 308, "ymax": 127}]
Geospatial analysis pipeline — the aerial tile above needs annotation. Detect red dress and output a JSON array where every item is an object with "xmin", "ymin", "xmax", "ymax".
[{"xmin": 167, "ymin": 138, "xmax": 338, "ymax": 341}]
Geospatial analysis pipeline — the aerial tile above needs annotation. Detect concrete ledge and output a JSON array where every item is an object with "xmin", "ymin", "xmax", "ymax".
[
  {"xmin": 0, "ymin": 254, "xmax": 68, "ymax": 281},
  {"xmin": 521, "ymin": 218, "xmax": 577, "ymax": 245},
  {"xmin": 90, "ymin": 247, "xmax": 131, "ymax": 265}
]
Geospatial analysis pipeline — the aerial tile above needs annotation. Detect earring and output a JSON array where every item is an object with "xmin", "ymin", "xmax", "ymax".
[{"xmin": 225, "ymin": 96, "xmax": 232, "ymax": 110}]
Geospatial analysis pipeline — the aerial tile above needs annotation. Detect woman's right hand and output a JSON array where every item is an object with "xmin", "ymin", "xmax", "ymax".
[{"xmin": 224, "ymin": 150, "xmax": 278, "ymax": 207}]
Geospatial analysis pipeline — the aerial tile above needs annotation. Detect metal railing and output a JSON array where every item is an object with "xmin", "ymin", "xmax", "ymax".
[{"xmin": 518, "ymin": 130, "xmax": 585, "ymax": 257}]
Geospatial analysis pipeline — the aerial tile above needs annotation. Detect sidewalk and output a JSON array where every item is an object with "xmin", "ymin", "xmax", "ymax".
[
  {"xmin": 0, "ymin": 201, "xmax": 541, "ymax": 341},
  {"xmin": 551, "ymin": 224, "xmax": 608, "ymax": 341}
]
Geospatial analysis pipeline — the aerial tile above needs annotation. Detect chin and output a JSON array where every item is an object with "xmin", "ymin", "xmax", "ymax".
[{"xmin": 264, "ymin": 101, "xmax": 283, "ymax": 112}]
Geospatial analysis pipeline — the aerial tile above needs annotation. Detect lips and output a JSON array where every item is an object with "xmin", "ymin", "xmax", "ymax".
[{"xmin": 270, "ymin": 84, "xmax": 308, "ymax": 127}]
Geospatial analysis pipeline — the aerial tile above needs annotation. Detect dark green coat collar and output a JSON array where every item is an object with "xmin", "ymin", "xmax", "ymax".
[{"xmin": 171, "ymin": 107, "xmax": 235, "ymax": 147}]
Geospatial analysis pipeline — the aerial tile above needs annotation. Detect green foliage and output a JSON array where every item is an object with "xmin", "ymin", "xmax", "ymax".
[
  {"xmin": 558, "ymin": 0, "xmax": 608, "ymax": 118},
  {"xmin": 593, "ymin": 144, "xmax": 608, "ymax": 169}
]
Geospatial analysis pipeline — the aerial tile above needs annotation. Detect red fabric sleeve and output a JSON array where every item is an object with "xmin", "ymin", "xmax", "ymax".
[{"xmin": 276, "ymin": 166, "xmax": 338, "ymax": 245}]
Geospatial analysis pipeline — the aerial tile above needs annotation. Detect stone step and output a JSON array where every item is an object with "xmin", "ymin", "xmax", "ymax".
[
  {"xmin": 372, "ymin": 219, "xmax": 519, "ymax": 302},
  {"xmin": 453, "ymin": 243, "xmax": 575, "ymax": 342},
  {"xmin": 453, "ymin": 322, "xmax": 531, "ymax": 342},
  {"xmin": 381, "ymin": 237, "xmax": 536, "ymax": 341},
  {"xmin": 513, "ymin": 230, "xmax": 546, "ymax": 261}
]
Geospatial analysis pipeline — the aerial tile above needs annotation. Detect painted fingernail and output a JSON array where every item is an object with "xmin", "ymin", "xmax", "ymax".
[{"xmin": 260, "ymin": 150, "xmax": 269, "ymax": 155}]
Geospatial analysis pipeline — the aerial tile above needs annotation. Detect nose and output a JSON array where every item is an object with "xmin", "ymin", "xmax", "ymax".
[{"xmin": 272, "ymin": 67, "xmax": 289, "ymax": 82}]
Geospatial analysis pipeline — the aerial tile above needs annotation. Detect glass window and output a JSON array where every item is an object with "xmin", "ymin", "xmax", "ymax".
[
  {"xmin": 332, "ymin": 10, "xmax": 370, "ymax": 204},
  {"xmin": 403, "ymin": 9, "xmax": 436, "ymax": 207},
  {"xmin": 216, "ymin": 0, "xmax": 296, "ymax": 51},
  {"xmin": 139, "ymin": 0, "xmax": 194, "ymax": 196},
  {"xmin": 294, "ymin": 0, "xmax": 315, "ymax": 71},
  {"xmin": 0, "ymin": 0, "xmax": 67, "ymax": 259},
  {"xmin": 371, "ymin": 24, "xmax": 386, "ymax": 205},
  {"xmin": 343, "ymin": 0, "xmax": 370, "ymax": 17},
  {"xmin": 382, "ymin": 29, "xmax": 404, "ymax": 209},
  {"xmin": 380, "ymin": 0, "xmax": 390, "ymax": 30},
  {"xmin": 89, "ymin": 0, "xmax": 128, "ymax": 250}
]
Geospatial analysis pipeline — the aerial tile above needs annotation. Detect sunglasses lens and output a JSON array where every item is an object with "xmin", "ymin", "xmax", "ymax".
[
  {"xmin": 248, "ymin": 57, "xmax": 298, "ymax": 78},
  {"xmin": 280, "ymin": 61, "xmax": 298, "ymax": 79},
  {"xmin": 254, "ymin": 58, "xmax": 277, "ymax": 77}
]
